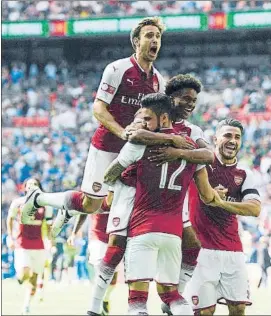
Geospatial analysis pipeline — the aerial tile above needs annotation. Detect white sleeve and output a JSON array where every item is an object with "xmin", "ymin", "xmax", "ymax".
[
  {"xmin": 190, "ymin": 125, "xmax": 207, "ymax": 143},
  {"xmin": 8, "ymin": 200, "xmax": 20, "ymax": 219},
  {"xmin": 117, "ymin": 143, "xmax": 146, "ymax": 168},
  {"xmin": 196, "ymin": 164, "xmax": 205, "ymax": 172},
  {"xmin": 95, "ymin": 62, "xmax": 124, "ymax": 105},
  {"xmin": 241, "ymin": 169, "xmax": 261, "ymax": 202},
  {"xmin": 45, "ymin": 206, "xmax": 54, "ymax": 224},
  {"xmin": 157, "ymin": 72, "xmax": 166, "ymax": 93}
]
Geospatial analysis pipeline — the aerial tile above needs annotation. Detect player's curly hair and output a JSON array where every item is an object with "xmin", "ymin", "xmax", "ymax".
[
  {"xmin": 216, "ymin": 118, "xmax": 244, "ymax": 135},
  {"xmin": 165, "ymin": 74, "xmax": 202, "ymax": 96},
  {"xmin": 130, "ymin": 16, "xmax": 166, "ymax": 50},
  {"xmin": 141, "ymin": 93, "xmax": 173, "ymax": 120},
  {"xmin": 23, "ymin": 177, "xmax": 43, "ymax": 194}
]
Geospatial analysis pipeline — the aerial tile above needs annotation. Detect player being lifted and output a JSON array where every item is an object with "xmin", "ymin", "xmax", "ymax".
[
  {"xmin": 20, "ymin": 17, "xmax": 195, "ymax": 230},
  {"xmin": 102, "ymin": 93, "xmax": 221, "ymax": 315},
  {"xmin": 6, "ymin": 178, "xmax": 53, "ymax": 315}
]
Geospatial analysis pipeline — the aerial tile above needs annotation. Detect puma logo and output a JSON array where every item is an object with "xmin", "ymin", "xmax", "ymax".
[
  {"xmin": 127, "ymin": 78, "xmax": 134, "ymax": 85},
  {"xmin": 112, "ymin": 65, "xmax": 117, "ymax": 72},
  {"xmin": 99, "ymin": 275, "xmax": 109, "ymax": 284},
  {"xmin": 184, "ymin": 272, "xmax": 192, "ymax": 278}
]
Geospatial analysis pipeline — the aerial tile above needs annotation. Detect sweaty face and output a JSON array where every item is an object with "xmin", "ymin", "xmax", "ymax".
[
  {"xmin": 24, "ymin": 178, "xmax": 40, "ymax": 194},
  {"xmin": 215, "ymin": 126, "xmax": 242, "ymax": 161},
  {"xmin": 172, "ymin": 88, "xmax": 198, "ymax": 120},
  {"xmin": 135, "ymin": 108, "xmax": 160, "ymax": 131},
  {"xmin": 136, "ymin": 25, "xmax": 161, "ymax": 62}
]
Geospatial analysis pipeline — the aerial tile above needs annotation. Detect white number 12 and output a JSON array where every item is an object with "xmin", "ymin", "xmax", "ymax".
[{"xmin": 159, "ymin": 160, "xmax": 187, "ymax": 191}]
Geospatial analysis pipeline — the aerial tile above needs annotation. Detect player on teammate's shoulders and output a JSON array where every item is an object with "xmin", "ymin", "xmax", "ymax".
[
  {"xmin": 101, "ymin": 92, "xmax": 223, "ymax": 315},
  {"xmin": 6, "ymin": 178, "xmax": 53, "ymax": 315},
  {"xmin": 183, "ymin": 118, "xmax": 261, "ymax": 316}
]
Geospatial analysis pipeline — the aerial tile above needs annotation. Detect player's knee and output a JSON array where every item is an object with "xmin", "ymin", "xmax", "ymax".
[
  {"xmin": 228, "ymin": 303, "xmax": 246, "ymax": 316},
  {"xmin": 29, "ymin": 273, "xmax": 38, "ymax": 286},
  {"xmin": 22, "ymin": 267, "xmax": 31, "ymax": 279},
  {"xmin": 157, "ymin": 285, "xmax": 179, "ymax": 304},
  {"xmin": 129, "ymin": 281, "xmax": 149, "ymax": 292},
  {"xmin": 200, "ymin": 306, "xmax": 216, "ymax": 315},
  {"xmin": 108, "ymin": 234, "xmax": 127, "ymax": 248},
  {"xmin": 182, "ymin": 226, "xmax": 201, "ymax": 249},
  {"xmin": 106, "ymin": 191, "xmax": 114, "ymax": 207},
  {"xmin": 82, "ymin": 195, "xmax": 102, "ymax": 213}
]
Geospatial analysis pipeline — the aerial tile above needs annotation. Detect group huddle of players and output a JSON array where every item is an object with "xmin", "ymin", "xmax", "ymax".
[{"xmin": 7, "ymin": 16, "xmax": 261, "ymax": 316}]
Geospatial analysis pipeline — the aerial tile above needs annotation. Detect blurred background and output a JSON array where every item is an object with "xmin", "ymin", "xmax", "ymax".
[{"xmin": 1, "ymin": 1, "xmax": 271, "ymax": 314}]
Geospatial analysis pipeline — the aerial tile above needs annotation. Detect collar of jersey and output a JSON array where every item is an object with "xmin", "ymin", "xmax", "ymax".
[
  {"xmin": 130, "ymin": 54, "xmax": 154, "ymax": 77},
  {"xmin": 215, "ymin": 154, "xmax": 237, "ymax": 167}
]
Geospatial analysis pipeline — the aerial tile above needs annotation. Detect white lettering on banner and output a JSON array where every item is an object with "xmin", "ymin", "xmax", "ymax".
[
  {"xmin": 234, "ymin": 12, "xmax": 271, "ymax": 27},
  {"xmin": 164, "ymin": 16, "xmax": 201, "ymax": 29},
  {"xmin": 73, "ymin": 20, "xmax": 118, "ymax": 33},
  {"xmin": 4, "ymin": 23, "xmax": 43, "ymax": 36}
]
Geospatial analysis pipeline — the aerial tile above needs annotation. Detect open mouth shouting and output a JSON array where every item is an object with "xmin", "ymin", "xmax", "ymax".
[
  {"xmin": 224, "ymin": 143, "xmax": 237, "ymax": 155},
  {"xmin": 149, "ymin": 45, "xmax": 158, "ymax": 57}
]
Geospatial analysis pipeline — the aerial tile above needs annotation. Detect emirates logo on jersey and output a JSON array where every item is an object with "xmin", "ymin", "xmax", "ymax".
[
  {"xmin": 234, "ymin": 175, "xmax": 243, "ymax": 186},
  {"xmin": 192, "ymin": 295, "xmax": 199, "ymax": 306},
  {"xmin": 153, "ymin": 77, "xmax": 159, "ymax": 92},
  {"xmin": 112, "ymin": 217, "xmax": 120, "ymax": 227}
]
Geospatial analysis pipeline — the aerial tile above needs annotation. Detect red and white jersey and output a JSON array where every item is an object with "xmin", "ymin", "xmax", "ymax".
[
  {"xmin": 173, "ymin": 120, "xmax": 207, "ymax": 143},
  {"xmin": 92, "ymin": 54, "xmax": 165, "ymax": 153},
  {"xmin": 117, "ymin": 128, "xmax": 204, "ymax": 239},
  {"xmin": 8, "ymin": 196, "xmax": 53, "ymax": 250},
  {"xmin": 89, "ymin": 213, "xmax": 109, "ymax": 244},
  {"xmin": 191, "ymin": 155, "xmax": 261, "ymax": 252}
]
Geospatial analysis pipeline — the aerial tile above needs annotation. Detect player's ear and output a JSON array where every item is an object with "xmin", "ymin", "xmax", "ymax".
[
  {"xmin": 161, "ymin": 113, "xmax": 169, "ymax": 127},
  {"xmin": 213, "ymin": 135, "xmax": 218, "ymax": 145}
]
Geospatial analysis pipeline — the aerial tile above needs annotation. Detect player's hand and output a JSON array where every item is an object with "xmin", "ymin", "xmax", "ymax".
[
  {"xmin": 172, "ymin": 135, "xmax": 196, "ymax": 150},
  {"xmin": 120, "ymin": 129, "xmax": 131, "ymax": 141},
  {"xmin": 148, "ymin": 147, "xmax": 182, "ymax": 166},
  {"xmin": 67, "ymin": 233, "xmax": 76, "ymax": 247},
  {"xmin": 205, "ymin": 190, "xmax": 224, "ymax": 207},
  {"xmin": 125, "ymin": 120, "xmax": 147, "ymax": 133},
  {"xmin": 214, "ymin": 185, "xmax": 228, "ymax": 200},
  {"xmin": 6, "ymin": 236, "xmax": 15, "ymax": 251}
]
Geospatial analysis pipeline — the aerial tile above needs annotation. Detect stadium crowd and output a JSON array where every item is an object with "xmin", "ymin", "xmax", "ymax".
[{"xmin": 2, "ymin": 0, "xmax": 271, "ymax": 21}]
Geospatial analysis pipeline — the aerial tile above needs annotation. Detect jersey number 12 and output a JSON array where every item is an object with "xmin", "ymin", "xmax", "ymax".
[{"xmin": 159, "ymin": 160, "xmax": 187, "ymax": 191}]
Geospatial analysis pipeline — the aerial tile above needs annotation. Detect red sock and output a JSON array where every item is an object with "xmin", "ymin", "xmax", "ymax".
[
  {"xmin": 64, "ymin": 191, "xmax": 84, "ymax": 212},
  {"xmin": 182, "ymin": 247, "xmax": 200, "ymax": 266},
  {"xmin": 103, "ymin": 245, "xmax": 125, "ymax": 268},
  {"xmin": 159, "ymin": 289, "xmax": 183, "ymax": 305}
]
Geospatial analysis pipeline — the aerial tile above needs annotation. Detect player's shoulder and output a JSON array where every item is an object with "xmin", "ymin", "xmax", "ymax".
[
  {"xmin": 106, "ymin": 57, "xmax": 134, "ymax": 74},
  {"xmin": 184, "ymin": 120, "xmax": 203, "ymax": 132},
  {"xmin": 9, "ymin": 196, "xmax": 26, "ymax": 209},
  {"xmin": 235, "ymin": 164, "xmax": 254, "ymax": 180}
]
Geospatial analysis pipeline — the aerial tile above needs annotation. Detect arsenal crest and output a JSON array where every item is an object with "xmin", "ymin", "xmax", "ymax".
[
  {"xmin": 234, "ymin": 175, "xmax": 243, "ymax": 186},
  {"xmin": 192, "ymin": 295, "xmax": 199, "ymax": 306},
  {"xmin": 112, "ymin": 217, "xmax": 120, "ymax": 227},
  {"xmin": 92, "ymin": 182, "xmax": 102, "ymax": 192},
  {"xmin": 153, "ymin": 77, "xmax": 159, "ymax": 92}
]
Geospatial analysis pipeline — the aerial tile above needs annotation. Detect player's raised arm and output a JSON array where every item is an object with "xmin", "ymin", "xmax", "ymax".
[{"xmin": 104, "ymin": 142, "xmax": 145, "ymax": 185}]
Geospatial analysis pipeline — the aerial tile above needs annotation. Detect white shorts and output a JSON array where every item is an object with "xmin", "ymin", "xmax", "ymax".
[
  {"xmin": 183, "ymin": 192, "xmax": 192, "ymax": 229},
  {"xmin": 14, "ymin": 248, "xmax": 46, "ymax": 275},
  {"xmin": 183, "ymin": 248, "xmax": 251, "ymax": 310},
  {"xmin": 81, "ymin": 145, "xmax": 118, "ymax": 197},
  {"xmin": 125, "ymin": 232, "xmax": 182, "ymax": 285},
  {"xmin": 106, "ymin": 180, "xmax": 136, "ymax": 236},
  {"xmin": 88, "ymin": 239, "xmax": 120, "ymax": 272}
]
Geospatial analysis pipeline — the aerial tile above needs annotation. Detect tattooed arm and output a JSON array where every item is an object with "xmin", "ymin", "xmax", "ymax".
[{"xmin": 104, "ymin": 159, "xmax": 127, "ymax": 186}]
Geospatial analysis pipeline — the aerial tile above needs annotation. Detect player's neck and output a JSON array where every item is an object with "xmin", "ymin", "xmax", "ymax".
[
  {"xmin": 135, "ymin": 53, "xmax": 153, "ymax": 77},
  {"xmin": 161, "ymin": 122, "xmax": 173, "ymax": 129},
  {"xmin": 215, "ymin": 150, "xmax": 237, "ymax": 165}
]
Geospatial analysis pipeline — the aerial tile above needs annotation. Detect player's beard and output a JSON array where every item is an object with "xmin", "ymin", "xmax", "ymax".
[{"xmin": 220, "ymin": 144, "xmax": 237, "ymax": 161}]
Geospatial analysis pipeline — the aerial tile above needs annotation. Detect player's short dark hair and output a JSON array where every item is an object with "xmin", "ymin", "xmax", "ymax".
[
  {"xmin": 23, "ymin": 177, "xmax": 43, "ymax": 193},
  {"xmin": 130, "ymin": 16, "xmax": 165, "ymax": 50},
  {"xmin": 165, "ymin": 74, "xmax": 202, "ymax": 96},
  {"xmin": 216, "ymin": 118, "xmax": 244, "ymax": 135},
  {"xmin": 141, "ymin": 93, "xmax": 173, "ymax": 120}
]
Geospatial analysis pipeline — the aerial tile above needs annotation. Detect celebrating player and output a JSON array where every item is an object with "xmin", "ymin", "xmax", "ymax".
[
  {"xmin": 6, "ymin": 178, "xmax": 53, "ymax": 315},
  {"xmin": 101, "ymin": 93, "xmax": 220, "ymax": 315},
  {"xmin": 183, "ymin": 118, "xmax": 261, "ymax": 315}
]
